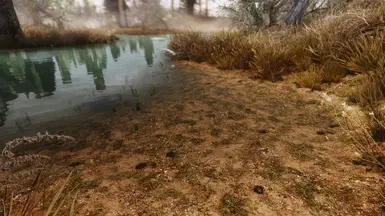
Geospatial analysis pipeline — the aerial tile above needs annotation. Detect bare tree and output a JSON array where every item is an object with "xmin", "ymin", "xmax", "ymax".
[
  {"xmin": 180, "ymin": 0, "xmax": 196, "ymax": 15},
  {"xmin": 221, "ymin": 0, "xmax": 285, "ymax": 29},
  {"xmin": 222, "ymin": 0, "xmax": 345, "ymax": 29},
  {"xmin": 118, "ymin": 0, "xmax": 127, "ymax": 27},
  {"xmin": 285, "ymin": 0, "xmax": 309, "ymax": 25},
  {"xmin": 130, "ymin": 0, "xmax": 167, "ymax": 29},
  {"xmin": 205, "ymin": 0, "xmax": 209, "ymax": 16},
  {"xmin": 104, "ymin": 0, "xmax": 129, "ymax": 27},
  {"xmin": 14, "ymin": 0, "xmax": 76, "ymax": 29},
  {"xmin": 0, "ymin": 0, "xmax": 24, "ymax": 39}
]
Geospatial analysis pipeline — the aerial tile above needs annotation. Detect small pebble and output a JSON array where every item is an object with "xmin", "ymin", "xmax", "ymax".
[
  {"xmin": 135, "ymin": 162, "xmax": 147, "ymax": 170},
  {"xmin": 352, "ymin": 160, "xmax": 362, "ymax": 165},
  {"xmin": 69, "ymin": 161, "xmax": 82, "ymax": 167},
  {"xmin": 347, "ymin": 96, "xmax": 359, "ymax": 104},
  {"xmin": 166, "ymin": 151, "xmax": 178, "ymax": 158},
  {"xmin": 328, "ymin": 123, "xmax": 340, "ymax": 128},
  {"xmin": 258, "ymin": 129, "xmax": 268, "ymax": 134},
  {"xmin": 253, "ymin": 185, "xmax": 265, "ymax": 194},
  {"xmin": 316, "ymin": 130, "xmax": 327, "ymax": 135}
]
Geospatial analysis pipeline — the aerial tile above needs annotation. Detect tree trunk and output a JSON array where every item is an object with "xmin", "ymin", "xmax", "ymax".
[
  {"xmin": 118, "ymin": 0, "xmax": 127, "ymax": 27},
  {"xmin": 199, "ymin": 0, "xmax": 202, "ymax": 15},
  {"xmin": 285, "ymin": 0, "xmax": 309, "ymax": 25},
  {"xmin": 205, "ymin": 0, "xmax": 209, "ymax": 17},
  {"xmin": 171, "ymin": 0, "xmax": 174, "ymax": 11},
  {"xmin": 0, "ymin": 0, "xmax": 24, "ymax": 38},
  {"xmin": 187, "ymin": 0, "xmax": 195, "ymax": 15},
  {"xmin": 32, "ymin": 7, "xmax": 43, "ymax": 26}
]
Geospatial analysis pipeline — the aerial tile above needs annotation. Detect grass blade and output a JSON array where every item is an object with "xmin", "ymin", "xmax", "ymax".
[
  {"xmin": 69, "ymin": 191, "xmax": 79, "ymax": 216},
  {"xmin": 52, "ymin": 193, "xmax": 69, "ymax": 216},
  {"xmin": 44, "ymin": 171, "xmax": 72, "ymax": 216},
  {"xmin": 8, "ymin": 193, "xmax": 13, "ymax": 216},
  {"xmin": 2, "ymin": 200, "xmax": 6, "ymax": 216}
]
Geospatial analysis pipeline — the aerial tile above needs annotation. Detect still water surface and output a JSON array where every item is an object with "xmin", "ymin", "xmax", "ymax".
[{"xmin": 0, "ymin": 35, "xmax": 171, "ymax": 138}]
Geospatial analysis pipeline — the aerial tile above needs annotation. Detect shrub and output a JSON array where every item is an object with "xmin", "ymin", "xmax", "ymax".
[
  {"xmin": 210, "ymin": 31, "xmax": 255, "ymax": 69},
  {"xmin": 168, "ymin": 30, "xmax": 211, "ymax": 62},
  {"xmin": 294, "ymin": 65, "xmax": 323, "ymax": 90},
  {"xmin": 334, "ymin": 31, "xmax": 385, "ymax": 74},
  {"xmin": 250, "ymin": 42, "xmax": 293, "ymax": 81}
]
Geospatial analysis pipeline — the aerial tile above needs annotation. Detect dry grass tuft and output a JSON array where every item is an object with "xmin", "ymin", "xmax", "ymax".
[
  {"xmin": 0, "ymin": 27, "xmax": 117, "ymax": 50},
  {"xmin": 249, "ymin": 38, "xmax": 294, "ymax": 81},
  {"xmin": 168, "ymin": 30, "xmax": 211, "ymax": 62},
  {"xmin": 210, "ymin": 31, "xmax": 255, "ymax": 70},
  {"xmin": 169, "ymin": 2, "xmax": 385, "ymax": 83},
  {"xmin": 294, "ymin": 66, "xmax": 322, "ymax": 90},
  {"xmin": 333, "ymin": 31, "xmax": 385, "ymax": 74}
]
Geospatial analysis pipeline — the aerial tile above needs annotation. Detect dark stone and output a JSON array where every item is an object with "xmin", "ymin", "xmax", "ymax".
[
  {"xmin": 135, "ymin": 162, "xmax": 147, "ymax": 170},
  {"xmin": 352, "ymin": 160, "xmax": 362, "ymax": 165},
  {"xmin": 347, "ymin": 96, "xmax": 359, "ymax": 104},
  {"xmin": 253, "ymin": 185, "xmax": 265, "ymax": 194},
  {"xmin": 328, "ymin": 123, "xmax": 340, "ymax": 128},
  {"xmin": 69, "ymin": 161, "xmax": 82, "ymax": 167},
  {"xmin": 166, "ymin": 151, "xmax": 177, "ymax": 158},
  {"xmin": 258, "ymin": 129, "xmax": 268, "ymax": 134},
  {"xmin": 316, "ymin": 130, "xmax": 327, "ymax": 135}
]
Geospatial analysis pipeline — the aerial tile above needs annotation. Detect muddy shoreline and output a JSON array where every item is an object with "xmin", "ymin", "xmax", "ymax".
[{"xmin": 1, "ymin": 62, "xmax": 382, "ymax": 215}]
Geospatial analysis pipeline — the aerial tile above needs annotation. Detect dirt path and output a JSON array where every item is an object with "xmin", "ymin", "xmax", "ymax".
[{"xmin": 2, "ymin": 62, "xmax": 383, "ymax": 215}]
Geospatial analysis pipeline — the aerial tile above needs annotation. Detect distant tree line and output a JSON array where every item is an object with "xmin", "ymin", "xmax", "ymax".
[{"xmin": 0, "ymin": 0, "xmax": 370, "ymax": 40}]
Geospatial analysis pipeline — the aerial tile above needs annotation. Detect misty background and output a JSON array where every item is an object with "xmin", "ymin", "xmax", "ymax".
[{"xmin": 13, "ymin": 0, "xmax": 232, "ymax": 31}]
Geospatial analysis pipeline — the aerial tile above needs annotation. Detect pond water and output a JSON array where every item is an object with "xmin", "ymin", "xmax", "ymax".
[{"xmin": 0, "ymin": 35, "xmax": 171, "ymax": 141}]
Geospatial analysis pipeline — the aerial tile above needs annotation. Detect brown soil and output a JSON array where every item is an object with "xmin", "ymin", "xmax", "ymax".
[{"xmin": 1, "ymin": 62, "xmax": 383, "ymax": 215}]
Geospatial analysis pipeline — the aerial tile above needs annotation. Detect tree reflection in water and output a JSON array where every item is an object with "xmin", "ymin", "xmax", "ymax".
[{"xmin": 0, "ymin": 35, "xmax": 164, "ymax": 126}]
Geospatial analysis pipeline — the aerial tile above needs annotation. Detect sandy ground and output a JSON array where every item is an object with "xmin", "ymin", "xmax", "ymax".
[{"xmin": 1, "ymin": 62, "xmax": 383, "ymax": 216}]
